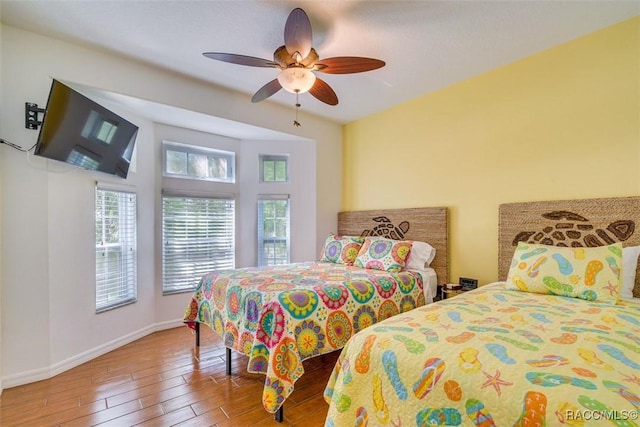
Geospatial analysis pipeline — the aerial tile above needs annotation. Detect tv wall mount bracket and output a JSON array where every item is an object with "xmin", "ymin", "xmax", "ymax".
[{"xmin": 25, "ymin": 102, "xmax": 46, "ymax": 130}]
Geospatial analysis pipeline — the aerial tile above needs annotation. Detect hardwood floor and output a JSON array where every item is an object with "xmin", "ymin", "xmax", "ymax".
[{"xmin": 0, "ymin": 326, "xmax": 338, "ymax": 426}]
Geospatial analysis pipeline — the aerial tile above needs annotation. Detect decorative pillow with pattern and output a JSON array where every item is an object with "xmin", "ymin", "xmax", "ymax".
[
  {"xmin": 353, "ymin": 237, "xmax": 413, "ymax": 272},
  {"xmin": 506, "ymin": 242, "xmax": 622, "ymax": 304},
  {"xmin": 320, "ymin": 234, "xmax": 365, "ymax": 265}
]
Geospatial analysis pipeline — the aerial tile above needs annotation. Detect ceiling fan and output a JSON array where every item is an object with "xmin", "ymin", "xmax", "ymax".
[{"xmin": 203, "ymin": 7, "xmax": 385, "ymax": 124}]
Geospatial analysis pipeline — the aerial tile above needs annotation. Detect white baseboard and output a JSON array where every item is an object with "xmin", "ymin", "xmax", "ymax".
[{"xmin": 2, "ymin": 318, "xmax": 186, "ymax": 389}]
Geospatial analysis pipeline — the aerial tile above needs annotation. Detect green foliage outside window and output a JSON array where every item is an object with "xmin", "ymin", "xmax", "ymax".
[{"xmin": 262, "ymin": 158, "xmax": 287, "ymax": 182}]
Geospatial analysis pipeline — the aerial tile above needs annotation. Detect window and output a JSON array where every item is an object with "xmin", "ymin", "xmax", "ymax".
[
  {"xmin": 94, "ymin": 120, "xmax": 117, "ymax": 144},
  {"xmin": 95, "ymin": 189, "xmax": 137, "ymax": 312},
  {"xmin": 260, "ymin": 155, "xmax": 288, "ymax": 183},
  {"xmin": 162, "ymin": 195, "xmax": 235, "ymax": 294},
  {"xmin": 258, "ymin": 196, "xmax": 290, "ymax": 266},
  {"xmin": 163, "ymin": 141, "xmax": 235, "ymax": 183},
  {"xmin": 82, "ymin": 111, "xmax": 119, "ymax": 145}
]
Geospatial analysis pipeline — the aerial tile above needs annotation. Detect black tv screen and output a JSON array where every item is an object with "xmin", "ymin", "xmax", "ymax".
[{"xmin": 34, "ymin": 80, "xmax": 139, "ymax": 178}]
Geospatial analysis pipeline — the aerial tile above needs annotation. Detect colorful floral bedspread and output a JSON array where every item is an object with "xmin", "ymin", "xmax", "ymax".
[
  {"xmin": 183, "ymin": 261, "xmax": 425, "ymax": 413},
  {"xmin": 324, "ymin": 283, "xmax": 640, "ymax": 426}
]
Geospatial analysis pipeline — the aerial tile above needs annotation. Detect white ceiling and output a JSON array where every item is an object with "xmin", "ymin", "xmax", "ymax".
[{"xmin": 2, "ymin": 0, "xmax": 639, "ymax": 126}]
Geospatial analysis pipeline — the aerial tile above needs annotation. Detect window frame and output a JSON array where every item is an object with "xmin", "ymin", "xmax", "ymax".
[
  {"xmin": 257, "ymin": 195, "xmax": 290, "ymax": 267},
  {"xmin": 260, "ymin": 154, "xmax": 289, "ymax": 183},
  {"xmin": 163, "ymin": 140, "xmax": 236, "ymax": 183},
  {"xmin": 95, "ymin": 187, "xmax": 137, "ymax": 313}
]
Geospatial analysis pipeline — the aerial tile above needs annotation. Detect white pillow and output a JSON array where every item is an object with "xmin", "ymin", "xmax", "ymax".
[
  {"xmin": 622, "ymin": 245, "xmax": 640, "ymax": 300},
  {"xmin": 405, "ymin": 241, "xmax": 436, "ymax": 270}
]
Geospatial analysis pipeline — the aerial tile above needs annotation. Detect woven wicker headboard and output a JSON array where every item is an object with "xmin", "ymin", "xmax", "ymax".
[
  {"xmin": 498, "ymin": 196, "xmax": 640, "ymax": 297},
  {"xmin": 338, "ymin": 207, "xmax": 448, "ymax": 285}
]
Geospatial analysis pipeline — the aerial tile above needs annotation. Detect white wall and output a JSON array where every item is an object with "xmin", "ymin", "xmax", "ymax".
[
  {"xmin": 0, "ymin": 7, "xmax": 4, "ymax": 393},
  {"xmin": 154, "ymin": 125, "xmax": 317, "ymax": 268},
  {"xmin": 237, "ymin": 140, "xmax": 317, "ymax": 266},
  {"xmin": 0, "ymin": 24, "xmax": 341, "ymax": 389},
  {"xmin": 46, "ymin": 109, "xmax": 157, "ymax": 368}
]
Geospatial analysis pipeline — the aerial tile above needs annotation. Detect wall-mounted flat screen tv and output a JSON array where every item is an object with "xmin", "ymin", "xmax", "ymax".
[{"xmin": 34, "ymin": 79, "xmax": 139, "ymax": 178}]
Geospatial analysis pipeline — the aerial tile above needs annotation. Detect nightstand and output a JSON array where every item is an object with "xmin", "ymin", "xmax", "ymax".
[{"xmin": 434, "ymin": 285, "xmax": 443, "ymax": 301}]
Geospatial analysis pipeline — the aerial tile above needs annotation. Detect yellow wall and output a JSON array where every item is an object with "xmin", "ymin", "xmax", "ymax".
[{"xmin": 343, "ymin": 17, "xmax": 640, "ymax": 285}]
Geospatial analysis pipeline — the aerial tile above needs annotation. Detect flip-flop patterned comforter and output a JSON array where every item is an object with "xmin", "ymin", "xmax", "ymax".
[
  {"xmin": 183, "ymin": 261, "xmax": 425, "ymax": 413},
  {"xmin": 324, "ymin": 282, "xmax": 640, "ymax": 426}
]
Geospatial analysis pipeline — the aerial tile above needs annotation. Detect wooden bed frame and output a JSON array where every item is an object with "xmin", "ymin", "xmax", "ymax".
[{"xmin": 498, "ymin": 196, "xmax": 640, "ymax": 297}]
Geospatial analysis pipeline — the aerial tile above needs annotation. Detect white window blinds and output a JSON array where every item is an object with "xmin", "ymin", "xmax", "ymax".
[
  {"xmin": 95, "ymin": 189, "xmax": 137, "ymax": 312},
  {"xmin": 257, "ymin": 196, "xmax": 290, "ymax": 267},
  {"xmin": 162, "ymin": 195, "xmax": 235, "ymax": 294}
]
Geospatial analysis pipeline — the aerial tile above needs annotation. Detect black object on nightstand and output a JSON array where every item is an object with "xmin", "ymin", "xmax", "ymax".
[
  {"xmin": 460, "ymin": 277, "xmax": 478, "ymax": 291},
  {"xmin": 435, "ymin": 284, "xmax": 443, "ymax": 301}
]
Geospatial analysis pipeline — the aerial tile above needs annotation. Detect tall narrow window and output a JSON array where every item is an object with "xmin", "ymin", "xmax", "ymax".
[
  {"xmin": 95, "ymin": 188, "xmax": 137, "ymax": 312},
  {"xmin": 258, "ymin": 196, "xmax": 290, "ymax": 266},
  {"xmin": 162, "ymin": 194, "xmax": 235, "ymax": 294}
]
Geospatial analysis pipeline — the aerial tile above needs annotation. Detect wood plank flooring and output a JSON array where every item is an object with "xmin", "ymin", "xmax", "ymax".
[{"xmin": 0, "ymin": 326, "xmax": 338, "ymax": 426}]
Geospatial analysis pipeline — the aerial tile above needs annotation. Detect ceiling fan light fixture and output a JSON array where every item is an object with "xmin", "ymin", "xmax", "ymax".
[
  {"xmin": 203, "ymin": 7, "xmax": 384, "ymax": 110},
  {"xmin": 277, "ymin": 67, "xmax": 316, "ymax": 94}
]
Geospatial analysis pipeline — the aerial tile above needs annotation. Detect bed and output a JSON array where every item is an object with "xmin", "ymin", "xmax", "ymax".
[
  {"xmin": 183, "ymin": 206, "xmax": 448, "ymax": 417},
  {"xmin": 324, "ymin": 196, "xmax": 640, "ymax": 426}
]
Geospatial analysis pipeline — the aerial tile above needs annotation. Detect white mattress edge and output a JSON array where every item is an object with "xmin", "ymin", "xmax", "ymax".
[{"xmin": 405, "ymin": 268, "xmax": 437, "ymax": 303}]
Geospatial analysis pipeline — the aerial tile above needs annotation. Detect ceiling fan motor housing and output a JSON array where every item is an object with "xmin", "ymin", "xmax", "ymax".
[{"xmin": 203, "ymin": 7, "xmax": 385, "ymax": 107}]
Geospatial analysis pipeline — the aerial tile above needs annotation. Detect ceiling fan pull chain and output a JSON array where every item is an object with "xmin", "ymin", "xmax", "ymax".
[{"xmin": 294, "ymin": 91, "xmax": 301, "ymax": 127}]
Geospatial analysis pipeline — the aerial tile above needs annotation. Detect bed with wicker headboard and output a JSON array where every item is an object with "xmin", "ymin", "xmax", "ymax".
[
  {"xmin": 499, "ymin": 196, "xmax": 640, "ymax": 297},
  {"xmin": 324, "ymin": 197, "xmax": 640, "ymax": 426},
  {"xmin": 338, "ymin": 206, "xmax": 448, "ymax": 286},
  {"xmin": 183, "ymin": 206, "xmax": 448, "ymax": 418}
]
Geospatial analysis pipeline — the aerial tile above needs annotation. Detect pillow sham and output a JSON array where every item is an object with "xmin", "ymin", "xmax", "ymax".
[
  {"xmin": 621, "ymin": 245, "xmax": 640, "ymax": 300},
  {"xmin": 405, "ymin": 241, "xmax": 436, "ymax": 270},
  {"xmin": 319, "ymin": 234, "xmax": 365, "ymax": 265},
  {"xmin": 506, "ymin": 242, "xmax": 622, "ymax": 304},
  {"xmin": 353, "ymin": 237, "xmax": 412, "ymax": 272}
]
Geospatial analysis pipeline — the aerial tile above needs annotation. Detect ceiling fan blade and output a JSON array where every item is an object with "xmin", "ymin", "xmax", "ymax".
[
  {"xmin": 284, "ymin": 8, "xmax": 312, "ymax": 60},
  {"xmin": 203, "ymin": 52, "xmax": 277, "ymax": 68},
  {"xmin": 309, "ymin": 77, "xmax": 338, "ymax": 106},
  {"xmin": 315, "ymin": 57, "xmax": 385, "ymax": 74},
  {"xmin": 251, "ymin": 79, "xmax": 282, "ymax": 103}
]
